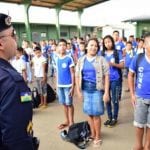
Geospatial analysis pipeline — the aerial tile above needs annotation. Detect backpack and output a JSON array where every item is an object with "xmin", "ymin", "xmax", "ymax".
[
  {"xmin": 135, "ymin": 53, "xmax": 145, "ymax": 77},
  {"xmin": 60, "ymin": 121, "xmax": 91, "ymax": 149},
  {"xmin": 32, "ymin": 87, "xmax": 40, "ymax": 108},
  {"xmin": 47, "ymin": 84, "xmax": 56, "ymax": 103}
]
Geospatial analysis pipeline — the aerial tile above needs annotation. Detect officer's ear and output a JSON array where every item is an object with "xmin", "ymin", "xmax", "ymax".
[{"xmin": 0, "ymin": 39, "xmax": 5, "ymax": 52}]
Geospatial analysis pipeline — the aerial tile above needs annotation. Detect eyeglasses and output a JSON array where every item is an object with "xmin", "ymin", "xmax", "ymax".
[{"xmin": 0, "ymin": 29, "xmax": 16, "ymax": 39}]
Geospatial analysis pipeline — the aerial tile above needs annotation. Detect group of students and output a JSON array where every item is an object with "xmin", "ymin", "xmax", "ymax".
[{"xmin": 10, "ymin": 31, "xmax": 150, "ymax": 149}]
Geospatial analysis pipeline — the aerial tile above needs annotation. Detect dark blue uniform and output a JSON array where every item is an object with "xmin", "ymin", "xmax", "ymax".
[{"xmin": 0, "ymin": 58, "xmax": 34, "ymax": 150}]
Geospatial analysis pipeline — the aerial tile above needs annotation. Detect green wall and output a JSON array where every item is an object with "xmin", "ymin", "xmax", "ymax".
[
  {"xmin": 136, "ymin": 21, "xmax": 150, "ymax": 37},
  {"xmin": 13, "ymin": 23, "xmax": 96, "ymax": 45}
]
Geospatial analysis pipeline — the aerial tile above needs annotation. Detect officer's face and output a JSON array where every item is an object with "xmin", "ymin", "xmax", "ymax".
[{"xmin": 0, "ymin": 27, "xmax": 17, "ymax": 60}]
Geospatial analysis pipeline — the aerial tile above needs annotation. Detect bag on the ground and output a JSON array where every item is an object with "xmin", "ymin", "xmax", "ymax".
[
  {"xmin": 47, "ymin": 84, "xmax": 56, "ymax": 103},
  {"xmin": 32, "ymin": 87, "xmax": 40, "ymax": 108},
  {"xmin": 60, "ymin": 121, "xmax": 91, "ymax": 149}
]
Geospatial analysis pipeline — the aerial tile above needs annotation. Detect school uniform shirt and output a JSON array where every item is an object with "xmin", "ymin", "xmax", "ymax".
[
  {"xmin": 82, "ymin": 57, "xmax": 96, "ymax": 83},
  {"xmin": 105, "ymin": 51, "xmax": 124, "ymax": 81},
  {"xmin": 125, "ymin": 49, "xmax": 135, "ymax": 68},
  {"xmin": 32, "ymin": 55, "xmax": 47, "ymax": 78},
  {"xmin": 135, "ymin": 48, "xmax": 145, "ymax": 55},
  {"xmin": 129, "ymin": 54, "xmax": 150, "ymax": 99},
  {"xmin": 78, "ymin": 51, "xmax": 85, "ymax": 59},
  {"xmin": 55, "ymin": 55, "xmax": 74, "ymax": 87},
  {"xmin": 115, "ymin": 41, "xmax": 125, "ymax": 52},
  {"xmin": 11, "ymin": 56, "xmax": 27, "ymax": 75}
]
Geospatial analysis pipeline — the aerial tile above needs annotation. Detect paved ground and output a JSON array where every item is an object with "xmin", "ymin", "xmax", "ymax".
[{"xmin": 32, "ymin": 78, "xmax": 135, "ymax": 150}]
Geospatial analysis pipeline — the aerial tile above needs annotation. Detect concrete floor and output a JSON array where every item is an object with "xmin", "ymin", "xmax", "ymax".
[{"xmin": 32, "ymin": 79, "xmax": 135, "ymax": 150}]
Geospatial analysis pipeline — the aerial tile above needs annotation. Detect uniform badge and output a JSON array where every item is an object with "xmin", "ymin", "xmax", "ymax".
[
  {"xmin": 20, "ymin": 92, "xmax": 32, "ymax": 102},
  {"xmin": 5, "ymin": 16, "xmax": 11, "ymax": 26},
  {"xmin": 62, "ymin": 63, "xmax": 67, "ymax": 68}
]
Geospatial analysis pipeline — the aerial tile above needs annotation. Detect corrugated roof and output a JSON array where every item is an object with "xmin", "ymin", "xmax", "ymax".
[{"xmin": 1, "ymin": 0, "xmax": 109, "ymax": 11}]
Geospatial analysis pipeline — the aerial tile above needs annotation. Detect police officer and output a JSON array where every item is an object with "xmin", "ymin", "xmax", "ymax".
[{"xmin": 0, "ymin": 13, "xmax": 34, "ymax": 150}]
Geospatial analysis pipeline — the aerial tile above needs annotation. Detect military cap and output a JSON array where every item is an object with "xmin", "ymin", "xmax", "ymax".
[{"xmin": 0, "ymin": 13, "xmax": 12, "ymax": 32}]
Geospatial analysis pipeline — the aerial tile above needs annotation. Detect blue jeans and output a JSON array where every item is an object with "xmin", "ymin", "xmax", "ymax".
[{"xmin": 106, "ymin": 80, "xmax": 119, "ymax": 120}]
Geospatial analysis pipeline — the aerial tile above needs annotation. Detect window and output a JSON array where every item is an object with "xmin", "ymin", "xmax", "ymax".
[
  {"xmin": 22, "ymin": 33, "xmax": 27, "ymax": 38},
  {"xmin": 60, "ymin": 32, "xmax": 67, "ymax": 37},
  {"xmin": 41, "ymin": 32, "xmax": 47, "ymax": 38}
]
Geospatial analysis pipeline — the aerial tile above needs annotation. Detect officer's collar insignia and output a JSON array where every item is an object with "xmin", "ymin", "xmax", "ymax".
[{"xmin": 5, "ymin": 16, "xmax": 11, "ymax": 26}]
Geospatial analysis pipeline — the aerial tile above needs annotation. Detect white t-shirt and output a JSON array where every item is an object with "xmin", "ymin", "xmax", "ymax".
[
  {"xmin": 11, "ymin": 56, "xmax": 26, "ymax": 75},
  {"xmin": 32, "ymin": 55, "xmax": 47, "ymax": 77}
]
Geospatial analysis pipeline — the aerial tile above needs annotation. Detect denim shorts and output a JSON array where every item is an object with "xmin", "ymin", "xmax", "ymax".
[
  {"xmin": 134, "ymin": 97, "xmax": 150, "ymax": 128},
  {"xmin": 83, "ymin": 90, "xmax": 104, "ymax": 116},
  {"xmin": 57, "ymin": 87, "xmax": 73, "ymax": 106}
]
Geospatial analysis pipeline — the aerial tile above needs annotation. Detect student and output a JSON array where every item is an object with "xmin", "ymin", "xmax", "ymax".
[
  {"xmin": 75, "ymin": 38, "xmax": 109, "ymax": 147},
  {"xmin": 128, "ymin": 33, "xmax": 150, "ymax": 150},
  {"xmin": 112, "ymin": 30, "xmax": 125, "ymax": 101},
  {"xmin": 32, "ymin": 46, "xmax": 47, "ymax": 108},
  {"xmin": 135, "ymin": 39, "xmax": 145, "ymax": 55},
  {"xmin": 55, "ymin": 39, "xmax": 75, "ymax": 129},
  {"xmin": 129, "ymin": 35, "xmax": 138, "ymax": 49},
  {"xmin": 77, "ymin": 41, "xmax": 86, "ymax": 58},
  {"xmin": 10, "ymin": 47, "xmax": 27, "ymax": 82},
  {"xmin": 123, "ymin": 41, "xmax": 136, "ymax": 79},
  {"xmin": 102, "ymin": 35, "xmax": 124, "ymax": 127}
]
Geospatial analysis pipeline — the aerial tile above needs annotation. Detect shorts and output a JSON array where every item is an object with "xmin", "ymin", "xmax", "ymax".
[
  {"xmin": 35, "ymin": 77, "xmax": 47, "ymax": 96},
  {"xmin": 57, "ymin": 87, "xmax": 73, "ymax": 106},
  {"xmin": 134, "ymin": 97, "xmax": 150, "ymax": 128},
  {"xmin": 83, "ymin": 90, "xmax": 104, "ymax": 116}
]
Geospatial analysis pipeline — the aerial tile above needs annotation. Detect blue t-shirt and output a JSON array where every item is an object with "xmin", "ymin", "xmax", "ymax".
[
  {"xmin": 78, "ymin": 51, "xmax": 85, "ymax": 59},
  {"xmin": 129, "ymin": 54, "xmax": 150, "ymax": 99},
  {"xmin": 82, "ymin": 58, "xmax": 96, "ymax": 83},
  {"xmin": 125, "ymin": 49, "xmax": 136, "ymax": 67},
  {"xmin": 115, "ymin": 41, "xmax": 125, "ymax": 52},
  {"xmin": 55, "ymin": 55, "xmax": 74, "ymax": 87},
  {"xmin": 105, "ymin": 51, "xmax": 123, "ymax": 81}
]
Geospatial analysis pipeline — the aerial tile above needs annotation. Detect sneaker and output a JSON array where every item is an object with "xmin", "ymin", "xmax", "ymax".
[
  {"xmin": 108, "ymin": 119, "xmax": 117, "ymax": 127},
  {"xmin": 104, "ymin": 119, "xmax": 112, "ymax": 126}
]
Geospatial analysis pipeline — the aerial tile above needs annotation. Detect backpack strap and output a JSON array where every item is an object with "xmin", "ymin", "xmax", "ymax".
[{"xmin": 135, "ymin": 53, "xmax": 145, "ymax": 78}]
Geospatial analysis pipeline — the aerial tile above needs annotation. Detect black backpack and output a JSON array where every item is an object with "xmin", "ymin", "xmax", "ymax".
[
  {"xmin": 135, "ymin": 53, "xmax": 145, "ymax": 75},
  {"xmin": 32, "ymin": 87, "xmax": 40, "ymax": 108},
  {"xmin": 60, "ymin": 121, "xmax": 91, "ymax": 149},
  {"xmin": 47, "ymin": 84, "xmax": 56, "ymax": 103}
]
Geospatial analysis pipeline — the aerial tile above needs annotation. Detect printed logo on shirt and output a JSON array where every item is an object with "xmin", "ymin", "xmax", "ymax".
[
  {"xmin": 110, "ymin": 58, "xmax": 115, "ymax": 63},
  {"xmin": 137, "ymin": 67, "xmax": 144, "ymax": 89},
  {"xmin": 62, "ymin": 63, "xmax": 67, "ymax": 68},
  {"xmin": 116, "ymin": 45, "xmax": 121, "ymax": 50}
]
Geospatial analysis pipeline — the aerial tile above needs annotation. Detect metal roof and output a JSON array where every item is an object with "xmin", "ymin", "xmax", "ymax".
[{"xmin": 1, "ymin": 0, "xmax": 109, "ymax": 11}]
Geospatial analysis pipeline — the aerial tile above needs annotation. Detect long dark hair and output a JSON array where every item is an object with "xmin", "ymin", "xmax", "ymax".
[{"xmin": 102, "ymin": 35, "xmax": 119, "ymax": 64}]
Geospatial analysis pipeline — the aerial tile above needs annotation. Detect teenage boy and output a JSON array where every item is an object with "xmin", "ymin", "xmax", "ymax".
[
  {"xmin": 128, "ymin": 33, "xmax": 150, "ymax": 150},
  {"xmin": 55, "ymin": 39, "xmax": 75, "ymax": 129},
  {"xmin": 32, "ymin": 46, "xmax": 47, "ymax": 108}
]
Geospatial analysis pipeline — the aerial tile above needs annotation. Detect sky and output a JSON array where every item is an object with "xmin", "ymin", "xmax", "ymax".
[{"xmin": 0, "ymin": 0, "xmax": 150, "ymax": 26}]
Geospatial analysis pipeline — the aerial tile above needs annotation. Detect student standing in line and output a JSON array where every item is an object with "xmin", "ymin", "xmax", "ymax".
[
  {"xmin": 128, "ymin": 33, "xmax": 150, "ymax": 150},
  {"xmin": 102, "ymin": 35, "xmax": 124, "ymax": 127},
  {"xmin": 123, "ymin": 41, "xmax": 136, "ymax": 91},
  {"xmin": 32, "ymin": 46, "xmax": 47, "ymax": 108},
  {"xmin": 75, "ymin": 38, "xmax": 109, "ymax": 147},
  {"xmin": 55, "ymin": 39, "xmax": 75, "ymax": 130},
  {"xmin": 112, "ymin": 30, "xmax": 125, "ymax": 101}
]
